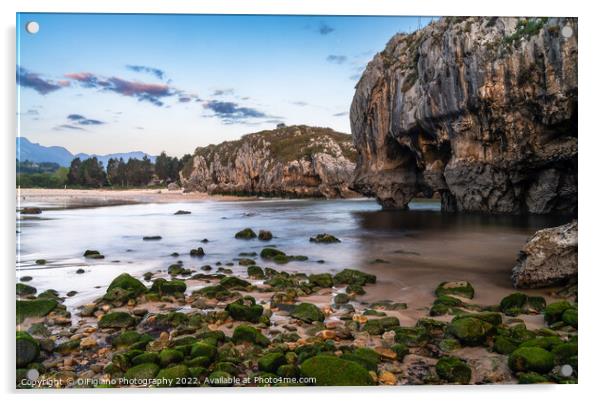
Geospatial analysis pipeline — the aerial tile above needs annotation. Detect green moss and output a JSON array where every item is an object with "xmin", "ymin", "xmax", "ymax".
[
  {"xmin": 150, "ymin": 278, "xmax": 186, "ymax": 295},
  {"xmin": 247, "ymin": 265, "xmax": 264, "ymax": 278},
  {"xmin": 526, "ymin": 296, "xmax": 547, "ymax": 312},
  {"xmin": 123, "ymin": 363, "xmax": 160, "ymax": 380},
  {"xmin": 258, "ymin": 352, "xmax": 286, "ymax": 373},
  {"xmin": 16, "ymin": 331, "xmax": 39, "ymax": 368},
  {"xmin": 238, "ymin": 258, "xmax": 256, "ymax": 266},
  {"xmin": 341, "ymin": 348, "xmax": 380, "ymax": 371},
  {"xmin": 519, "ymin": 336, "xmax": 563, "ymax": 351},
  {"xmin": 391, "ymin": 343, "xmax": 410, "ymax": 360},
  {"xmin": 258, "ymin": 230, "xmax": 273, "ymax": 241},
  {"xmin": 159, "ymin": 348, "xmax": 184, "ymax": 367},
  {"xmin": 562, "ymin": 308, "xmax": 577, "ymax": 328},
  {"xmin": 362, "ymin": 316, "xmax": 400, "ymax": 335},
  {"xmin": 493, "ymin": 336, "xmax": 519, "ymax": 355},
  {"xmin": 106, "ymin": 273, "xmax": 146, "ymax": 297},
  {"xmin": 155, "ymin": 365, "xmax": 190, "ymax": 387},
  {"xmin": 190, "ymin": 341, "xmax": 217, "ymax": 361},
  {"xmin": 260, "ymin": 247, "xmax": 286, "ymax": 258},
  {"xmin": 206, "ymin": 370, "xmax": 234, "ymax": 387},
  {"xmin": 219, "ymin": 276, "xmax": 251, "ymax": 290},
  {"xmin": 16, "ymin": 283, "xmax": 37, "ymax": 296},
  {"xmin": 291, "ymin": 303, "xmax": 325, "ymax": 323},
  {"xmin": 235, "ymin": 228, "xmax": 257, "ymax": 239},
  {"xmin": 448, "ymin": 317, "xmax": 493, "ymax": 346},
  {"xmin": 518, "ymin": 372, "xmax": 550, "ymax": 384},
  {"xmin": 334, "ymin": 269, "xmax": 376, "ymax": 286},
  {"xmin": 500, "ymin": 293, "xmax": 527, "ymax": 315},
  {"xmin": 232, "ymin": 325, "xmax": 270, "ymax": 346},
  {"xmin": 436, "ymin": 356, "xmax": 471, "ymax": 384},
  {"xmin": 334, "ymin": 293, "xmax": 350, "ymax": 304},
  {"xmin": 438, "ymin": 338, "xmax": 461, "ymax": 353},
  {"xmin": 16, "ymin": 299, "xmax": 57, "ymax": 323},
  {"xmin": 435, "ymin": 281, "xmax": 474, "ymax": 299},
  {"xmin": 225, "ymin": 296, "xmax": 264, "ymax": 323},
  {"xmin": 131, "ymin": 352, "xmax": 160, "ymax": 366},
  {"xmin": 551, "ymin": 343, "xmax": 577, "ymax": 365},
  {"xmin": 508, "ymin": 347, "xmax": 555, "ymax": 374},
  {"xmin": 300, "ymin": 355, "xmax": 374, "ymax": 386},
  {"xmin": 277, "ymin": 364, "xmax": 299, "ymax": 378},
  {"xmin": 308, "ymin": 273, "xmax": 334, "ymax": 288},
  {"xmin": 394, "ymin": 327, "xmax": 428, "ymax": 347},
  {"xmin": 544, "ymin": 301, "xmax": 573, "ymax": 325},
  {"xmin": 54, "ymin": 339, "xmax": 80, "ymax": 354},
  {"xmin": 309, "ymin": 233, "xmax": 341, "ymax": 243},
  {"xmin": 98, "ymin": 311, "xmax": 136, "ymax": 329}
]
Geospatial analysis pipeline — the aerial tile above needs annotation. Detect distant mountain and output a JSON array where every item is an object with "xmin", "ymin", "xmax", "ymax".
[
  {"xmin": 16, "ymin": 137, "xmax": 155, "ymax": 167},
  {"xmin": 17, "ymin": 137, "xmax": 74, "ymax": 166}
]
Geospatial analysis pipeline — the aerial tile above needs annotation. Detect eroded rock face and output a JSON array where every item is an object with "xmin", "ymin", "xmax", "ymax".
[
  {"xmin": 351, "ymin": 17, "xmax": 577, "ymax": 213},
  {"xmin": 511, "ymin": 220, "xmax": 577, "ymax": 288},
  {"xmin": 180, "ymin": 125, "xmax": 358, "ymax": 198}
]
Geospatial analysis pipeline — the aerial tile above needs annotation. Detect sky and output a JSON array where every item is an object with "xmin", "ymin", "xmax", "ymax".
[{"xmin": 17, "ymin": 13, "xmax": 432, "ymax": 157}]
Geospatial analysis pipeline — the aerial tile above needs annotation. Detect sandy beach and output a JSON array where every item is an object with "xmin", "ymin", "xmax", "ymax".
[{"xmin": 17, "ymin": 188, "xmax": 256, "ymax": 209}]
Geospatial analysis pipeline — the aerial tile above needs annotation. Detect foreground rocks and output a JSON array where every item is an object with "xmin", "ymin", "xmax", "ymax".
[
  {"xmin": 180, "ymin": 125, "xmax": 358, "ymax": 199},
  {"xmin": 512, "ymin": 221, "xmax": 577, "ymax": 288},
  {"xmin": 351, "ymin": 17, "xmax": 577, "ymax": 213}
]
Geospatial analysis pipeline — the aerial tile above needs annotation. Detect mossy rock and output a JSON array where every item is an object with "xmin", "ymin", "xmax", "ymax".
[
  {"xmin": 346, "ymin": 284, "xmax": 366, "ymax": 295},
  {"xmin": 300, "ymin": 355, "xmax": 373, "ymax": 386},
  {"xmin": 455, "ymin": 312, "xmax": 502, "ymax": 327},
  {"xmin": 99, "ymin": 311, "xmax": 136, "ymax": 329},
  {"xmin": 207, "ymin": 370, "xmax": 234, "ymax": 387},
  {"xmin": 448, "ymin": 317, "xmax": 493, "ymax": 346},
  {"xmin": 83, "ymin": 249, "xmax": 104, "ymax": 258},
  {"xmin": 247, "ymin": 265, "xmax": 264, "ymax": 279},
  {"xmin": 276, "ymin": 364, "xmax": 299, "ymax": 378},
  {"xmin": 110, "ymin": 331, "xmax": 147, "ymax": 347},
  {"xmin": 155, "ymin": 364, "xmax": 190, "ymax": 387},
  {"xmin": 131, "ymin": 352, "xmax": 160, "ymax": 366},
  {"xmin": 519, "ymin": 336, "xmax": 563, "ymax": 351},
  {"xmin": 438, "ymin": 338, "xmax": 461, "ymax": 353},
  {"xmin": 123, "ymin": 363, "xmax": 160, "ymax": 380},
  {"xmin": 213, "ymin": 362, "xmax": 239, "ymax": 375},
  {"xmin": 219, "ymin": 276, "xmax": 251, "ymax": 290},
  {"xmin": 394, "ymin": 327, "xmax": 428, "ymax": 347},
  {"xmin": 309, "ymin": 233, "xmax": 341, "ymax": 243},
  {"xmin": 258, "ymin": 230, "xmax": 273, "ymax": 241},
  {"xmin": 238, "ymin": 258, "xmax": 256, "ymax": 266},
  {"xmin": 562, "ymin": 308, "xmax": 577, "ymax": 328},
  {"xmin": 54, "ymin": 339, "xmax": 80, "ymax": 354},
  {"xmin": 16, "ymin": 283, "xmax": 37, "ymax": 296},
  {"xmin": 258, "ymin": 352, "xmax": 286, "ymax": 373},
  {"xmin": 260, "ymin": 247, "xmax": 286, "ymax": 259},
  {"xmin": 190, "ymin": 341, "xmax": 217, "ymax": 361},
  {"xmin": 435, "ymin": 281, "xmax": 474, "ymax": 299},
  {"xmin": 106, "ymin": 273, "xmax": 146, "ymax": 296},
  {"xmin": 235, "ymin": 228, "xmax": 257, "ymax": 239},
  {"xmin": 518, "ymin": 372, "xmax": 550, "ymax": 384},
  {"xmin": 159, "ymin": 348, "xmax": 184, "ymax": 367},
  {"xmin": 508, "ymin": 347, "xmax": 555, "ymax": 374},
  {"xmin": 526, "ymin": 296, "xmax": 547, "ymax": 313},
  {"xmin": 544, "ymin": 301, "xmax": 573, "ymax": 325},
  {"xmin": 37, "ymin": 289, "xmax": 60, "ymax": 300},
  {"xmin": 436, "ymin": 356, "xmax": 471, "ymax": 384},
  {"xmin": 500, "ymin": 293, "xmax": 527, "ymax": 315},
  {"xmin": 308, "ymin": 273, "xmax": 334, "ymax": 288},
  {"xmin": 362, "ymin": 316, "xmax": 400, "ymax": 335},
  {"xmin": 391, "ymin": 343, "xmax": 410, "ymax": 360},
  {"xmin": 232, "ymin": 325, "xmax": 270, "ymax": 346},
  {"xmin": 334, "ymin": 293, "xmax": 350, "ymax": 304},
  {"xmin": 291, "ymin": 303, "xmax": 325, "ymax": 323},
  {"xmin": 16, "ymin": 299, "xmax": 57, "ymax": 323},
  {"xmin": 341, "ymin": 348, "xmax": 380, "ymax": 371},
  {"xmin": 551, "ymin": 342, "xmax": 577, "ymax": 365},
  {"xmin": 150, "ymin": 278, "xmax": 187, "ymax": 295},
  {"xmin": 493, "ymin": 336, "xmax": 519, "ymax": 355},
  {"xmin": 189, "ymin": 247, "xmax": 205, "ymax": 257},
  {"xmin": 16, "ymin": 331, "xmax": 39, "ymax": 368},
  {"xmin": 333, "ymin": 269, "xmax": 376, "ymax": 286},
  {"xmin": 225, "ymin": 296, "xmax": 264, "ymax": 323},
  {"xmin": 195, "ymin": 285, "xmax": 231, "ymax": 299}
]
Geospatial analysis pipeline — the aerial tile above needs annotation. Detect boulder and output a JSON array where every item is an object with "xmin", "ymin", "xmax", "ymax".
[
  {"xmin": 512, "ymin": 221, "xmax": 577, "ymax": 288},
  {"xmin": 299, "ymin": 355, "xmax": 374, "ymax": 386}
]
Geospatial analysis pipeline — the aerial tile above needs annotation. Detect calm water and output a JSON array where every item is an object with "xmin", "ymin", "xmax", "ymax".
[{"xmin": 16, "ymin": 198, "xmax": 571, "ymax": 310}]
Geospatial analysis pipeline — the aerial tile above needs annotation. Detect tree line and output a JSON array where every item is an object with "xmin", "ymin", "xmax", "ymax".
[{"xmin": 66, "ymin": 152, "xmax": 191, "ymax": 188}]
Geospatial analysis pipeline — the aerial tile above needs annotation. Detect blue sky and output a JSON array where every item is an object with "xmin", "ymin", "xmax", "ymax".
[{"xmin": 17, "ymin": 13, "xmax": 431, "ymax": 156}]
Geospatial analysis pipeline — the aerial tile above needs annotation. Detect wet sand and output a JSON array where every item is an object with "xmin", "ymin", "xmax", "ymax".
[{"xmin": 17, "ymin": 188, "xmax": 256, "ymax": 209}]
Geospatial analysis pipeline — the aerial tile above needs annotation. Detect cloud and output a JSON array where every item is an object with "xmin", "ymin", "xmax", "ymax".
[
  {"xmin": 66, "ymin": 72, "xmax": 174, "ymax": 106},
  {"xmin": 203, "ymin": 100, "xmax": 275, "ymax": 124},
  {"xmin": 55, "ymin": 124, "xmax": 85, "ymax": 131},
  {"xmin": 67, "ymin": 114, "xmax": 105, "ymax": 125},
  {"xmin": 326, "ymin": 55, "xmax": 347, "ymax": 64},
  {"xmin": 17, "ymin": 67, "xmax": 69, "ymax": 95},
  {"xmin": 126, "ymin": 65, "xmax": 165, "ymax": 80},
  {"xmin": 178, "ymin": 97, "xmax": 191, "ymax": 103},
  {"xmin": 291, "ymin": 101, "xmax": 309, "ymax": 107},
  {"xmin": 333, "ymin": 111, "xmax": 348, "ymax": 117},
  {"xmin": 318, "ymin": 23, "xmax": 334, "ymax": 35},
  {"xmin": 212, "ymin": 88, "xmax": 235, "ymax": 97}
]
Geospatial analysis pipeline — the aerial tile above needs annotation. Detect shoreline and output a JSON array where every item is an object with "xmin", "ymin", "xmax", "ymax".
[{"xmin": 17, "ymin": 188, "xmax": 259, "ymax": 209}]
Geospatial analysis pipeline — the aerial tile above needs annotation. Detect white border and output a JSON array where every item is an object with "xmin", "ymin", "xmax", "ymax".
[{"xmin": 2, "ymin": 1, "xmax": 599, "ymax": 401}]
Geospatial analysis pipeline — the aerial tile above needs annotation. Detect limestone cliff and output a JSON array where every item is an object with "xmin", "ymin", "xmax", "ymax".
[
  {"xmin": 180, "ymin": 125, "xmax": 358, "ymax": 198},
  {"xmin": 351, "ymin": 17, "xmax": 577, "ymax": 213}
]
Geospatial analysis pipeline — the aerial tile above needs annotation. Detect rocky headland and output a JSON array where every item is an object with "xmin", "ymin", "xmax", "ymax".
[
  {"xmin": 351, "ymin": 17, "xmax": 577, "ymax": 214},
  {"xmin": 180, "ymin": 125, "xmax": 358, "ymax": 199}
]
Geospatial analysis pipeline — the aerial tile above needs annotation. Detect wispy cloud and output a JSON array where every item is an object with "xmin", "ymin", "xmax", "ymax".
[
  {"xmin": 67, "ymin": 114, "xmax": 105, "ymax": 125},
  {"xmin": 291, "ymin": 101, "xmax": 309, "ymax": 107},
  {"xmin": 318, "ymin": 22, "xmax": 335, "ymax": 35},
  {"xmin": 66, "ymin": 72, "xmax": 174, "ymax": 106},
  {"xmin": 333, "ymin": 111, "xmax": 348, "ymax": 117},
  {"xmin": 55, "ymin": 124, "xmax": 85, "ymax": 131},
  {"xmin": 17, "ymin": 67, "xmax": 69, "ymax": 95},
  {"xmin": 326, "ymin": 55, "xmax": 347, "ymax": 64},
  {"xmin": 212, "ymin": 88, "xmax": 235, "ymax": 97},
  {"xmin": 202, "ymin": 100, "xmax": 280, "ymax": 125},
  {"xmin": 126, "ymin": 65, "xmax": 165, "ymax": 80}
]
